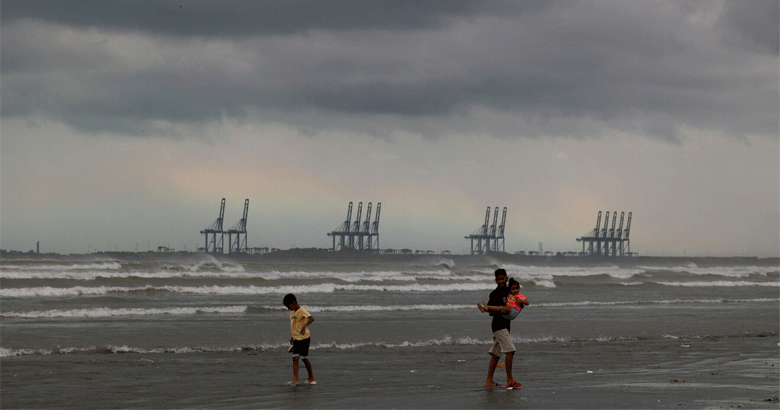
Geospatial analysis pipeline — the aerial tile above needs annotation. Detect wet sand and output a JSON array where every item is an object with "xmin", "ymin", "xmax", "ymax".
[{"xmin": 3, "ymin": 334, "xmax": 778, "ymax": 409}]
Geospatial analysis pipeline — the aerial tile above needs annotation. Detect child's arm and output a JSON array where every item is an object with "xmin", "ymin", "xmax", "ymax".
[
  {"xmin": 300, "ymin": 315, "xmax": 314, "ymax": 335},
  {"xmin": 517, "ymin": 294, "xmax": 530, "ymax": 306}
]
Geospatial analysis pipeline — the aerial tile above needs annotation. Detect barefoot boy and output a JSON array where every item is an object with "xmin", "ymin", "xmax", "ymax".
[{"xmin": 283, "ymin": 293, "xmax": 316, "ymax": 385}]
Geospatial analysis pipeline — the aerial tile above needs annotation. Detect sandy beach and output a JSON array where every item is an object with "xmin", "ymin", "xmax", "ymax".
[{"xmin": 3, "ymin": 333, "xmax": 778, "ymax": 409}]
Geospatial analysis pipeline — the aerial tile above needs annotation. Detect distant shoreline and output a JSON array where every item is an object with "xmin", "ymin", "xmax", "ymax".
[{"xmin": 2, "ymin": 247, "xmax": 777, "ymax": 266}]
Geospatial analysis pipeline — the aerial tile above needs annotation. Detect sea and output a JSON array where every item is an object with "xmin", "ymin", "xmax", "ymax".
[{"xmin": 1, "ymin": 253, "xmax": 778, "ymax": 409}]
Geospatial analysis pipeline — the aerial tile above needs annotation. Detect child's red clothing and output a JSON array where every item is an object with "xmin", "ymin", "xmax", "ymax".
[{"xmin": 503, "ymin": 293, "xmax": 526, "ymax": 320}]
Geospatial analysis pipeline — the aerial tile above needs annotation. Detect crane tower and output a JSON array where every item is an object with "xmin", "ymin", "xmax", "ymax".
[
  {"xmin": 465, "ymin": 207, "xmax": 507, "ymax": 254},
  {"xmin": 200, "ymin": 198, "xmax": 226, "ymax": 253},
  {"xmin": 227, "ymin": 199, "xmax": 249, "ymax": 254},
  {"xmin": 328, "ymin": 202, "xmax": 381, "ymax": 251}
]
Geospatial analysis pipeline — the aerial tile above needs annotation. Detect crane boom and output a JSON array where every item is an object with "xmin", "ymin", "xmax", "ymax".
[
  {"xmin": 624, "ymin": 212, "xmax": 632, "ymax": 239},
  {"xmin": 370, "ymin": 202, "xmax": 381, "ymax": 234},
  {"xmin": 352, "ymin": 202, "xmax": 363, "ymax": 233},
  {"xmin": 594, "ymin": 211, "xmax": 602, "ymax": 238},
  {"xmin": 497, "ymin": 207, "xmax": 507, "ymax": 237},
  {"xmin": 489, "ymin": 207, "xmax": 499, "ymax": 237},
  {"xmin": 345, "ymin": 202, "xmax": 353, "ymax": 232},
  {"xmin": 362, "ymin": 203, "xmax": 372, "ymax": 234},
  {"xmin": 609, "ymin": 211, "xmax": 617, "ymax": 238}
]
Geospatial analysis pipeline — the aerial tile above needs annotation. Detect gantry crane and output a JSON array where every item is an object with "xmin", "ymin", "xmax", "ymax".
[
  {"xmin": 328, "ymin": 202, "xmax": 381, "ymax": 251},
  {"xmin": 577, "ymin": 211, "xmax": 633, "ymax": 256},
  {"xmin": 200, "ymin": 198, "xmax": 226, "ymax": 253},
  {"xmin": 495, "ymin": 207, "xmax": 507, "ymax": 252},
  {"xmin": 227, "ymin": 199, "xmax": 249, "ymax": 254},
  {"xmin": 368, "ymin": 202, "xmax": 381, "ymax": 251},
  {"xmin": 465, "ymin": 207, "xmax": 507, "ymax": 255},
  {"xmin": 328, "ymin": 202, "xmax": 353, "ymax": 251}
]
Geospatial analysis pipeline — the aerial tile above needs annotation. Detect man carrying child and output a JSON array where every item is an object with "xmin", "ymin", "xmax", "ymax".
[{"xmin": 477, "ymin": 269, "xmax": 529, "ymax": 389}]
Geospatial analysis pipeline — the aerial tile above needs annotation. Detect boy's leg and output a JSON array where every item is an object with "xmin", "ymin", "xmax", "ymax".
[
  {"xmin": 291, "ymin": 356, "xmax": 300, "ymax": 384},
  {"xmin": 302, "ymin": 358, "xmax": 315, "ymax": 383}
]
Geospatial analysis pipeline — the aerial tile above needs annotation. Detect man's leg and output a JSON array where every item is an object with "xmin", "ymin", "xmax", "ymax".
[
  {"xmin": 485, "ymin": 354, "xmax": 501, "ymax": 387},
  {"xmin": 505, "ymin": 351, "xmax": 516, "ymax": 385}
]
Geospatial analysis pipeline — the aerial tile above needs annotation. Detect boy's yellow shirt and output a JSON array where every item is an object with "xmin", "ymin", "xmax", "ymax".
[{"xmin": 290, "ymin": 306, "xmax": 311, "ymax": 340}]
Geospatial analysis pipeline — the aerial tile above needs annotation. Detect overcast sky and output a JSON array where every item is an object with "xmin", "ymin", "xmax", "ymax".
[{"xmin": 2, "ymin": 1, "xmax": 778, "ymax": 257}]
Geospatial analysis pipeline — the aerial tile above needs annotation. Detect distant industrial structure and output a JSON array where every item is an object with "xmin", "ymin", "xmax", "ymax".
[
  {"xmin": 576, "ymin": 211, "xmax": 633, "ymax": 256},
  {"xmin": 327, "ymin": 202, "xmax": 381, "ymax": 251},
  {"xmin": 465, "ymin": 207, "xmax": 507, "ymax": 255},
  {"xmin": 200, "ymin": 198, "xmax": 226, "ymax": 253},
  {"xmin": 226, "ymin": 199, "xmax": 249, "ymax": 254},
  {"xmin": 199, "ymin": 198, "xmax": 268, "ymax": 254}
]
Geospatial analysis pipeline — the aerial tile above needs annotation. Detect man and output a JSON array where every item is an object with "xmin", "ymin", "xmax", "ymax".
[{"xmin": 477, "ymin": 268, "xmax": 521, "ymax": 389}]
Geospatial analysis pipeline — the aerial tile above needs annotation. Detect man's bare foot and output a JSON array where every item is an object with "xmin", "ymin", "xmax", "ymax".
[{"xmin": 484, "ymin": 380, "xmax": 502, "ymax": 388}]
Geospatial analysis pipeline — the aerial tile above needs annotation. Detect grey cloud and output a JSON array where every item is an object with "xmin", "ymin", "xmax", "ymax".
[
  {"xmin": 1, "ymin": 1, "xmax": 777, "ymax": 141},
  {"xmin": 0, "ymin": 0, "xmax": 543, "ymax": 37},
  {"xmin": 719, "ymin": 0, "xmax": 779, "ymax": 54}
]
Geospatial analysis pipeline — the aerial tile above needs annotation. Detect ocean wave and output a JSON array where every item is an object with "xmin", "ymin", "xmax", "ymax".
[
  {"xmin": 0, "ymin": 269, "xmax": 477, "ymax": 282},
  {"xmin": 653, "ymin": 281, "xmax": 780, "ymax": 287},
  {"xmin": 535, "ymin": 298, "xmax": 778, "ymax": 308},
  {"xmin": 0, "ymin": 305, "xmax": 250, "ymax": 319},
  {"xmin": 0, "ymin": 336, "xmax": 530, "ymax": 357},
  {"xmin": 0, "ymin": 282, "xmax": 495, "ymax": 298},
  {"xmin": 5, "ymin": 298, "xmax": 775, "ymax": 319},
  {"xmin": 0, "ymin": 262, "xmax": 123, "ymax": 272},
  {"xmin": 1, "ymin": 304, "xmax": 473, "ymax": 318},
  {"xmin": 502, "ymin": 264, "xmax": 646, "ymax": 280},
  {"xmin": 638, "ymin": 264, "xmax": 778, "ymax": 277},
  {"xmin": 14, "ymin": 333, "xmax": 777, "ymax": 358}
]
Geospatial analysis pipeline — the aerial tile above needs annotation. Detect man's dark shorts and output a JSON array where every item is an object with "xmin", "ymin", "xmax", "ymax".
[{"xmin": 292, "ymin": 338, "xmax": 310, "ymax": 358}]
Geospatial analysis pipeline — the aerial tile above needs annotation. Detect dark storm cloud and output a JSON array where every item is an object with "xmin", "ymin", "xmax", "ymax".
[
  {"xmin": 0, "ymin": 0, "xmax": 539, "ymax": 36},
  {"xmin": 719, "ymin": 0, "xmax": 779, "ymax": 54},
  {"xmin": 1, "ymin": 1, "xmax": 777, "ymax": 140}
]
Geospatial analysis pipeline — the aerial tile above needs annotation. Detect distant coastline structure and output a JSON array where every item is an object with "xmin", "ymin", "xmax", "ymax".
[
  {"xmin": 576, "ymin": 211, "xmax": 633, "ymax": 256},
  {"xmin": 465, "ymin": 207, "xmax": 507, "ymax": 255},
  {"xmin": 226, "ymin": 199, "xmax": 249, "ymax": 254},
  {"xmin": 199, "ymin": 198, "xmax": 226, "ymax": 253},
  {"xmin": 327, "ymin": 202, "xmax": 381, "ymax": 252}
]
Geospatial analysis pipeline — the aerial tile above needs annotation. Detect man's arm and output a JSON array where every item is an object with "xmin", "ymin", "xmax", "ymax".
[{"xmin": 483, "ymin": 303, "xmax": 511, "ymax": 314}]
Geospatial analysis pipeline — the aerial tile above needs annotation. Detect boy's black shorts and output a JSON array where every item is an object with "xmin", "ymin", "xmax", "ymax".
[{"xmin": 291, "ymin": 338, "xmax": 310, "ymax": 358}]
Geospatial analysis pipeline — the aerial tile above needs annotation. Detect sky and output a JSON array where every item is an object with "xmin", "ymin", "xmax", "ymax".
[{"xmin": 1, "ymin": 0, "xmax": 778, "ymax": 257}]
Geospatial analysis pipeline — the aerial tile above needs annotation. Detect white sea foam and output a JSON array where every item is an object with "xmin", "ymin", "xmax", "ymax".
[
  {"xmin": 0, "ymin": 304, "xmax": 476, "ymax": 318},
  {"xmin": 498, "ymin": 264, "xmax": 647, "ymax": 288},
  {"xmin": 1, "ymin": 305, "xmax": 250, "ymax": 319},
  {"xmin": 0, "ymin": 337, "xmax": 494, "ymax": 357},
  {"xmin": 0, "ymin": 282, "xmax": 495, "ymax": 298},
  {"xmin": 653, "ymin": 281, "xmax": 779, "ymax": 287},
  {"xmin": 7, "ymin": 298, "xmax": 774, "ymax": 319},
  {"xmin": 0, "ymin": 261, "xmax": 122, "ymax": 277},
  {"xmin": 1, "ymin": 334, "xmax": 669, "ymax": 357},
  {"xmin": 535, "ymin": 298, "xmax": 778, "ymax": 308},
  {"xmin": 0, "ymin": 268, "xmax": 477, "ymax": 281},
  {"xmin": 638, "ymin": 264, "xmax": 778, "ymax": 277}
]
